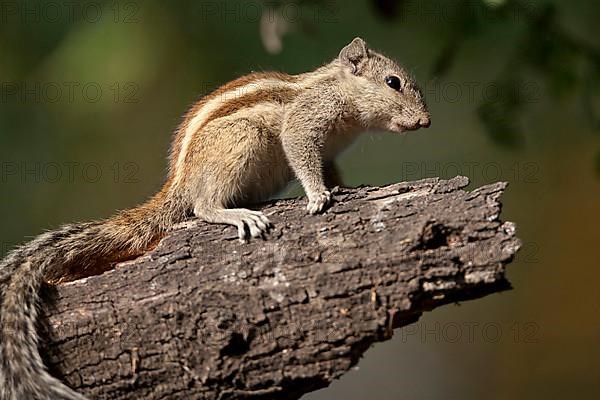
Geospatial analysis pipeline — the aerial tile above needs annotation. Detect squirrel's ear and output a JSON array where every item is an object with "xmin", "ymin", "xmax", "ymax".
[{"xmin": 339, "ymin": 37, "xmax": 369, "ymax": 74}]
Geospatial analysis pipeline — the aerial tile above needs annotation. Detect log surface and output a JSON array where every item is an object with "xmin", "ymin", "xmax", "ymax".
[{"xmin": 43, "ymin": 176, "xmax": 521, "ymax": 399}]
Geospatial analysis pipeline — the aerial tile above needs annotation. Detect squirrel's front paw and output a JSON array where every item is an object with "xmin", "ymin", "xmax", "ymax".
[{"xmin": 307, "ymin": 190, "xmax": 331, "ymax": 214}]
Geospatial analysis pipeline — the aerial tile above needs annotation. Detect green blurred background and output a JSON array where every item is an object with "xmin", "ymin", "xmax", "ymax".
[{"xmin": 1, "ymin": 0, "xmax": 599, "ymax": 398}]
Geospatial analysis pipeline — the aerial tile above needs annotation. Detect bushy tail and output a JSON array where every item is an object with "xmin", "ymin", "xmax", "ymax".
[{"xmin": 0, "ymin": 188, "xmax": 187, "ymax": 400}]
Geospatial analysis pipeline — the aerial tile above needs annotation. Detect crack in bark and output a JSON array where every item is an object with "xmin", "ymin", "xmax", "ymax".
[{"xmin": 40, "ymin": 176, "xmax": 520, "ymax": 399}]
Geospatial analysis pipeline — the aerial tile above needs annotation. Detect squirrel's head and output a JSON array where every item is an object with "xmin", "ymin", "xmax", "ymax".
[{"xmin": 338, "ymin": 37, "xmax": 430, "ymax": 133}]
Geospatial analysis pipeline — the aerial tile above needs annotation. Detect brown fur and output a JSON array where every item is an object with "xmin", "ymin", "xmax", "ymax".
[
  {"xmin": 169, "ymin": 72, "xmax": 298, "ymax": 178},
  {"xmin": 197, "ymin": 86, "xmax": 299, "ymax": 134},
  {"xmin": 0, "ymin": 37, "xmax": 430, "ymax": 400}
]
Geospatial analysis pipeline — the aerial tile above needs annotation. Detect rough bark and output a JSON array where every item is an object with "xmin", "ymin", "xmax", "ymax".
[{"xmin": 42, "ymin": 176, "xmax": 521, "ymax": 400}]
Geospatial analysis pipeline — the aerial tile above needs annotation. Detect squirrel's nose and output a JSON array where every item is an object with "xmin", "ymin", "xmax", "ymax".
[{"xmin": 419, "ymin": 116, "xmax": 431, "ymax": 128}]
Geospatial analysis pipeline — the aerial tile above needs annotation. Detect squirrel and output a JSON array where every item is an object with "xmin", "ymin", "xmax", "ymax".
[{"xmin": 0, "ymin": 37, "xmax": 429, "ymax": 400}]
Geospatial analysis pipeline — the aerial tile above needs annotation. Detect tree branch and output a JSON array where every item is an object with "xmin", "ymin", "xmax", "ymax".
[{"xmin": 42, "ymin": 176, "xmax": 521, "ymax": 400}]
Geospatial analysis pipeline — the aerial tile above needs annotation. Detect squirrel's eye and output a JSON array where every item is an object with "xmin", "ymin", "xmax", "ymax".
[{"xmin": 385, "ymin": 76, "xmax": 402, "ymax": 91}]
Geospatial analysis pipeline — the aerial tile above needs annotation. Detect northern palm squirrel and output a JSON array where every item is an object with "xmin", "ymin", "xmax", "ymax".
[{"xmin": 0, "ymin": 37, "xmax": 430, "ymax": 400}]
